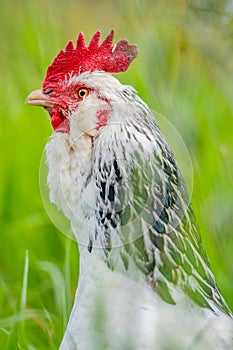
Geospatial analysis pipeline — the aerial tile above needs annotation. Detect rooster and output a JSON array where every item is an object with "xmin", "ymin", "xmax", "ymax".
[{"xmin": 26, "ymin": 30, "xmax": 233, "ymax": 350}]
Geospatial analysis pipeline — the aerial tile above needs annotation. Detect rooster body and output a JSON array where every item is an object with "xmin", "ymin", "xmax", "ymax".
[{"xmin": 26, "ymin": 31, "xmax": 233, "ymax": 349}]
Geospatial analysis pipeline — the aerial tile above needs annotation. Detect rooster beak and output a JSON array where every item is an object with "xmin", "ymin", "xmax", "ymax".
[{"xmin": 25, "ymin": 89, "xmax": 55, "ymax": 108}]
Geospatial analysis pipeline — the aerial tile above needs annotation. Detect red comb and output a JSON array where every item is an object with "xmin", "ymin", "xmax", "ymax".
[{"xmin": 43, "ymin": 29, "xmax": 138, "ymax": 89}]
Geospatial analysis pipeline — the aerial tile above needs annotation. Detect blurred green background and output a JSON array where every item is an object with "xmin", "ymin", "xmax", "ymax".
[{"xmin": 1, "ymin": 0, "xmax": 233, "ymax": 348}]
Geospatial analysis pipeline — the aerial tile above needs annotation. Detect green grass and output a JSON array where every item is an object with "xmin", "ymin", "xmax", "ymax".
[{"xmin": 1, "ymin": 0, "xmax": 233, "ymax": 348}]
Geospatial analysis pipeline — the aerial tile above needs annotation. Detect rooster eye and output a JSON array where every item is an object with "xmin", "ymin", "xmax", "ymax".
[{"xmin": 77, "ymin": 88, "xmax": 89, "ymax": 99}]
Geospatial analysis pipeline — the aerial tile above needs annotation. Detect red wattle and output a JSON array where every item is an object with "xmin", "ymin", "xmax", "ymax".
[
  {"xmin": 51, "ymin": 109, "xmax": 63, "ymax": 129},
  {"xmin": 51, "ymin": 109, "xmax": 69, "ymax": 133}
]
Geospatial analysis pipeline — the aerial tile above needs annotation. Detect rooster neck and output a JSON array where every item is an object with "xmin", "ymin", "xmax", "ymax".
[{"xmin": 46, "ymin": 132, "xmax": 94, "ymax": 230}]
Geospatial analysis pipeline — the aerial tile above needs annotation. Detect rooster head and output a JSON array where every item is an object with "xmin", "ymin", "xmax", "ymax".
[{"xmin": 26, "ymin": 30, "xmax": 138, "ymax": 134}]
